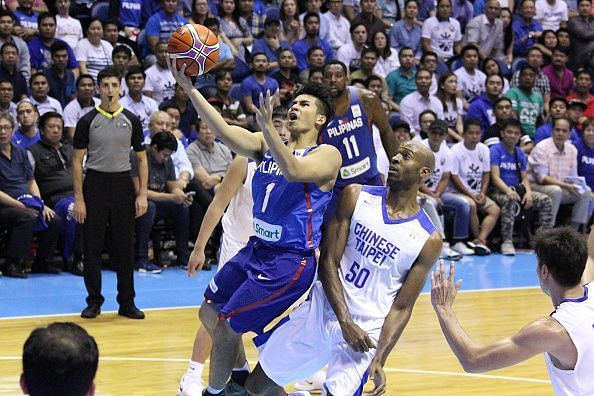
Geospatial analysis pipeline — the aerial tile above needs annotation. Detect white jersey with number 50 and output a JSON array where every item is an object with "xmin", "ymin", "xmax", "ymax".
[{"xmin": 339, "ymin": 186, "xmax": 436, "ymax": 321}]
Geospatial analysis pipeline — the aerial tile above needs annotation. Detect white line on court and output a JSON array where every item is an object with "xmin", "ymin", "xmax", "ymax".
[
  {"xmin": 0, "ymin": 355, "xmax": 550, "ymax": 384},
  {"xmin": 0, "ymin": 287, "xmax": 540, "ymax": 320}
]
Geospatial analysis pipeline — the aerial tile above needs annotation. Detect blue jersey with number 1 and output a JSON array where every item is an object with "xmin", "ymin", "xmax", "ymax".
[
  {"xmin": 319, "ymin": 87, "xmax": 379, "ymax": 189},
  {"xmin": 252, "ymin": 147, "xmax": 332, "ymax": 252}
]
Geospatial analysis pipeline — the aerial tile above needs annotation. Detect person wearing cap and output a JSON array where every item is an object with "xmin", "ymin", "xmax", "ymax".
[
  {"xmin": 421, "ymin": 119, "xmax": 465, "ymax": 260},
  {"xmin": 535, "ymin": 97, "xmax": 580, "ymax": 144},
  {"xmin": 566, "ymin": 69, "xmax": 594, "ymax": 122},
  {"xmin": 489, "ymin": 118, "xmax": 553, "ymax": 255},
  {"xmin": 252, "ymin": 17, "xmax": 291, "ymax": 72},
  {"xmin": 567, "ymin": 98, "xmax": 588, "ymax": 133}
]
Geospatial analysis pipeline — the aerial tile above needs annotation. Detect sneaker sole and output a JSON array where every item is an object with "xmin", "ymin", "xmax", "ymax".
[{"xmin": 138, "ymin": 269, "xmax": 162, "ymax": 274}]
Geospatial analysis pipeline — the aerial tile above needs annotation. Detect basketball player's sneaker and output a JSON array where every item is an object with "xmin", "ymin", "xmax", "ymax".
[
  {"xmin": 440, "ymin": 242, "xmax": 462, "ymax": 261},
  {"xmin": 294, "ymin": 370, "xmax": 325, "ymax": 392},
  {"xmin": 178, "ymin": 373, "xmax": 204, "ymax": 396},
  {"xmin": 451, "ymin": 241, "xmax": 475, "ymax": 256}
]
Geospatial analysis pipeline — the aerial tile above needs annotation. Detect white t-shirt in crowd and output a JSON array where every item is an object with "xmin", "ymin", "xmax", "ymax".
[
  {"xmin": 63, "ymin": 97, "xmax": 100, "ymax": 128},
  {"xmin": 422, "ymin": 17, "xmax": 462, "ymax": 59},
  {"xmin": 422, "ymin": 139, "xmax": 453, "ymax": 193},
  {"xmin": 29, "ymin": 95, "xmax": 63, "ymax": 116},
  {"xmin": 535, "ymin": 0, "xmax": 569, "ymax": 31},
  {"xmin": 120, "ymin": 94, "xmax": 159, "ymax": 129},
  {"xmin": 75, "ymin": 39, "xmax": 114, "ymax": 80},
  {"xmin": 449, "ymin": 141, "xmax": 490, "ymax": 195},
  {"xmin": 56, "ymin": 15, "xmax": 83, "ymax": 50},
  {"xmin": 144, "ymin": 64, "xmax": 175, "ymax": 103},
  {"xmin": 454, "ymin": 67, "xmax": 486, "ymax": 102}
]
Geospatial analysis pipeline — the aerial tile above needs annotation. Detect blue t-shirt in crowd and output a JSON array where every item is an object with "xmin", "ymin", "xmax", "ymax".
[
  {"xmin": 252, "ymin": 39, "xmax": 291, "ymax": 66},
  {"xmin": 11, "ymin": 129, "xmax": 40, "ymax": 149},
  {"xmin": 13, "ymin": 9, "xmax": 38, "ymax": 30},
  {"xmin": 490, "ymin": 142, "xmax": 527, "ymax": 187},
  {"xmin": 240, "ymin": 75, "xmax": 279, "ymax": 111},
  {"xmin": 534, "ymin": 122, "xmax": 580, "ymax": 145},
  {"xmin": 466, "ymin": 94, "xmax": 494, "ymax": 133},
  {"xmin": 574, "ymin": 138, "xmax": 594, "ymax": 191},
  {"xmin": 120, "ymin": 0, "xmax": 142, "ymax": 27},
  {"xmin": 291, "ymin": 38, "xmax": 333, "ymax": 72},
  {"xmin": 27, "ymin": 38, "xmax": 79, "ymax": 71},
  {"xmin": 145, "ymin": 11, "xmax": 188, "ymax": 53}
]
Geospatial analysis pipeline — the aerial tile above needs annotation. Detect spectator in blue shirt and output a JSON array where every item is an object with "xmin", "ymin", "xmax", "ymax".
[
  {"xmin": 12, "ymin": 0, "xmax": 38, "ymax": 41},
  {"xmin": 512, "ymin": 0, "xmax": 543, "ymax": 58},
  {"xmin": 534, "ymin": 97, "xmax": 579, "ymax": 143},
  {"xmin": 252, "ymin": 17, "xmax": 291, "ymax": 72},
  {"xmin": 291, "ymin": 12, "xmax": 333, "ymax": 71},
  {"xmin": 240, "ymin": 52, "xmax": 279, "ymax": 118},
  {"xmin": 119, "ymin": 0, "xmax": 142, "ymax": 29},
  {"xmin": 145, "ymin": 0, "xmax": 188, "ymax": 55},
  {"xmin": 417, "ymin": 0, "xmax": 436, "ymax": 20},
  {"xmin": 488, "ymin": 118, "xmax": 553, "ymax": 255},
  {"xmin": 27, "ymin": 13, "xmax": 79, "ymax": 75},
  {"xmin": 574, "ymin": 119, "xmax": 594, "ymax": 218},
  {"xmin": 389, "ymin": 0, "xmax": 423, "ymax": 60},
  {"xmin": 467, "ymin": 74, "xmax": 504, "ymax": 132},
  {"xmin": 41, "ymin": 41, "xmax": 76, "ymax": 108},
  {"xmin": 452, "ymin": 0, "xmax": 474, "ymax": 31}
]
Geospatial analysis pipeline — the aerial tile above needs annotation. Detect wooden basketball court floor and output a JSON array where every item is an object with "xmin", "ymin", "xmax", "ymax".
[{"xmin": 0, "ymin": 252, "xmax": 555, "ymax": 395}]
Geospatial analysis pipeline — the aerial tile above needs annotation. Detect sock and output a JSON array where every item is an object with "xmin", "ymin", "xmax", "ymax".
[
  {"xmin": 187, "ymin": 360, "xmax": 204, "ymax": 378},
  {"xmin": 205, "ymin": 387, "xmax": 224, "ymax": 395},
  {"xmin": 231, "ymin": 362, "xmax": 250, "ymax": 386}
]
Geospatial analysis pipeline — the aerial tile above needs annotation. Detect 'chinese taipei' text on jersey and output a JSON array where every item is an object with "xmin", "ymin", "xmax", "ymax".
[
  {"xmin": 251, "ymin": 147, "xmax": 332, "ymax": 252},
  {"xmin": 339, "ymin": 186, "xmax": 436, "ymax": 320},
  {"xmin": 320, "ymin": 87, "xmax": 379, "ymax": 188}
]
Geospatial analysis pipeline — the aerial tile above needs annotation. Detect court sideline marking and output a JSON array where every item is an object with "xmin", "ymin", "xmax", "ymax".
[{"xmin": 0, "ymin": 354, "xmax": 550, "ymax": 384}]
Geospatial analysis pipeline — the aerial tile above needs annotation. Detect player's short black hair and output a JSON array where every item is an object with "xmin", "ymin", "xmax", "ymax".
[
  {"xmin": 322, "ymin": 60, "xmax": 348, "ymax": 76},
  {"xmin": 534, "ymin": 227, "xmax": 588, "ymax": 287},
  {"xmin": 150, "ymin": 131, "xmax": 178, "ymax": 152},
  {"xmin": 50, "ymin": 40, "xmax": 69, "ymax": 55},
  {"xmin": 500, "ymin": 118, "xmax": 522, "ymax": 133},
  {"xmin": 463, "ymin": 117, "xmax": 482, "ymax": 132},
  {"xmin": 22, "ymin": 322, "xmax": 98, "ymax": 396},
  {"xmin": 76, "ymin": 73, "xmax": 95, "ymax": 87},
  {"xmin": 293, "ymin": 82, "xmax": 335, "ymax": 130}
]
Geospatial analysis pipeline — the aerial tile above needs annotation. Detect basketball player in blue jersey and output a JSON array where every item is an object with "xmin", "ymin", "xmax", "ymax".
[
  {"xmin": 169, "ymin": 59, "xmax": 342, "ymax": 396},
  {"xmin": 320, "ymin": 60, "xmax": 397, "ymax": 225},
  {"xmin": 245, "ymin": 141, "xmax": 443, "ymax": 396},
  {"xmin": 432, "ymin": 227, "xmax": 594, "ymax": 395}
]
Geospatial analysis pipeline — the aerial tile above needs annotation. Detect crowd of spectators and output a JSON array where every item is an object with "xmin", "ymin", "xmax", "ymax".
[{"xmin": 1, "ymin": 0, "xmax": 594, "ymax": 277}]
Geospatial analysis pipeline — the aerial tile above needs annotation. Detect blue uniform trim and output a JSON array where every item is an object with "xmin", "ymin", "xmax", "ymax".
[
  {"xmin": 371, "ymin": 187, "xmax": 437, "ymax": 234},
  {"xmin": 558, "ymin": 284, "xmax": 589, "ymax": 305},
  {"xmin": 353, "ymin": 369, "xmax": 369, "ymax": 396},
  {"xmin": 252, "ymin": 315, "xmax": 291, "ymax": 348}
]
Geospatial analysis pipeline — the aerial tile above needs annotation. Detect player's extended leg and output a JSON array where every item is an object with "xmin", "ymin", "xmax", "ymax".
[
  {"xmin": 477, "ymin": 199, "xmax": 500, "ymax": 243},
  {"xmin": 245, "ymin": 364, "xmax": 286, "ymax": 395}
]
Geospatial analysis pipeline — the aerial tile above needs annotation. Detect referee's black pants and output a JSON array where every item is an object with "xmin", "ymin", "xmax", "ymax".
[{"xmin": 83, "ymin": 170, "xmax": 136, "ymax": 307}]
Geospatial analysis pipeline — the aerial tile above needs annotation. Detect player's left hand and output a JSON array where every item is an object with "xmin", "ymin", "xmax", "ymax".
[
  {"xmin": 135, "ymin": 195, "xmax": 148, "ymax": 218},
  {"xmin": 365, "ymin": 359, "xmax": 386, "ymax": 395},
  {"xmin": 340, "ymin": 320, "xmax": 376, "ymax": 353},
  {"xmin": 254, "ymin": 89, "xmax": 280, "ymax": 134},
  {"xmin": 430, "ymin": 259, "xmax": 463, "ymax": 312}
]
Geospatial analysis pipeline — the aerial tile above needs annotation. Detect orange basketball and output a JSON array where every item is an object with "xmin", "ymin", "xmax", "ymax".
[{"xmin": 168, "ymin": 24, "xmax": 220, "ymax": 77}]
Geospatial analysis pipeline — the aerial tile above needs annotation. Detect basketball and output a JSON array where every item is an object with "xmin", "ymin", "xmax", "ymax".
[{"xmin": 168, "ymin": 24, "xmax": 220, "ymax": 77}]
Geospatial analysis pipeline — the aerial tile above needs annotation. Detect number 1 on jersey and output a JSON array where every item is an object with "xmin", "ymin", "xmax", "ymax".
[
  {"xmin": 261, "ymin": 182, "xmax": 275, "ymax": 213},
  {"xmin": 342, "ymin": 135, "xmax": 360, "ymax": 159}
]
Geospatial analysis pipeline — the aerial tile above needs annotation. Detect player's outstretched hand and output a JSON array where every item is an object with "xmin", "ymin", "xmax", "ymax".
[
  {"xmin": 365, "ymin": 359, "xmax": 386, "ymax": 395},
  {"xmin": 430, "ymin": 259, "xmax": 463, "ymax": 313},
  {"xmin": 340, "ymin": 319, "xmax": 376, "ymax": 353},
  {"xmin": 254, "ymin": 89, "xmax": 280, "ymax": 134},
  {"xmin": 167, "ymin": 56, "xmax": 193, "ymax": 91},
  {"xmin": 187, "ymin": 248, "xmax": 206, "ymax": 277}
]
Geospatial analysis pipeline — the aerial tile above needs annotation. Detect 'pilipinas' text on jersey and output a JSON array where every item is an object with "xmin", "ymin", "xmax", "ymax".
[
  {"xmin": 339, "ymin": 186, "xmax": 436, "ymax": 320},
  {"xmin": 319, "ymin": 87, "xmax": 378, "ymax": 188},
  {"xmin": 251, "ymin": 147, "xmax": 331, "ymax": 252}
]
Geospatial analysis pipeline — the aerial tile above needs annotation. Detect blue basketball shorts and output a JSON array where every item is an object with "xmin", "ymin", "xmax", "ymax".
[{"xmin": 203, "ymin": 237, "xmax": 317, "ymax": 334}]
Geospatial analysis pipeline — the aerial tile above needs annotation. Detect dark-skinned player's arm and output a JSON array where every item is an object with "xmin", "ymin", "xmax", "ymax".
[
  {"xmin": 362, "ymin": 91, "xmax": 397, "ymax": 159},
  {"xmin": 319, "ymin": 184, "xmax": 376, "ymax": 353},
  {"xmin": 169, "ymin": 58, "xmax": 266, "ymax": 162},
  {"xmin": 366, "ymin": 231, "xmax": 442, "ymax": 396}
]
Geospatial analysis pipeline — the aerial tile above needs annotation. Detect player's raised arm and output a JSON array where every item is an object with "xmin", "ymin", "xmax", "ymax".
[
  {"xmin": 431, "ymin": 261, "xmax": 567, "ymax": 373},
  {"xmin": 361, "ymin": 90, "xmax": 397, "ymax": 159},
  {"xmin": 319, "ymin": 184, "xmax": 376, "ymax": 353},
  {"xmin": 255, "ymin": 89, "xmax": 342, "ymax": 187},
  {"xmin": 366, "ymin": 231, "xmax": 442, "ymax": 396},
  {"xmin": 169, "ymin": 58, "xmax": 266, "ymax": 161}
]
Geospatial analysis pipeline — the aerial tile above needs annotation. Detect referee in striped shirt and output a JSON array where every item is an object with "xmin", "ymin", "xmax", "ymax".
[{"xmin": 72, "ymin": 67, "xmax": 149, "ymax": 320}]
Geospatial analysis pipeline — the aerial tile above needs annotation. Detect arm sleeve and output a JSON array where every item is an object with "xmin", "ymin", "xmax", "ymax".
[
  {"xmin": 72, "ymin": 112, "xmax": 91, "ymax": 149},
  {"xmin": 130, "ymin": 114, "xmax": 145, "ymax": 152}
]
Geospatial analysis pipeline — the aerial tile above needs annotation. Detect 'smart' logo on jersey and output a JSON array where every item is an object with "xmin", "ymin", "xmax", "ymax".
[{"xmin": 253, "ymin": 218, "xmax": 282, "ymax": 242}]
